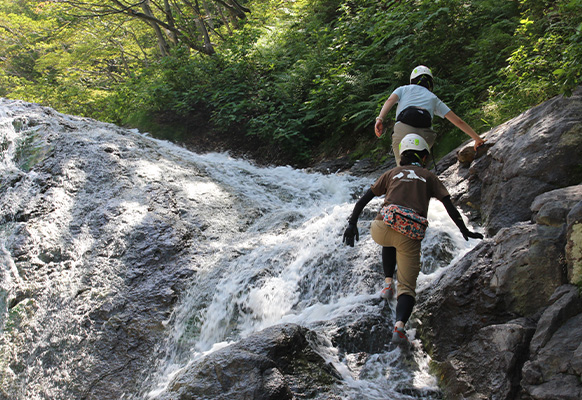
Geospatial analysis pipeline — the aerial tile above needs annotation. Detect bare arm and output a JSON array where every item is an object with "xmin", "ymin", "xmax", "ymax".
[
  {"xmin": 444, "ymin": 110, "xmax": 485, "ymax": 151},
  {"xmin": 375, "ymin": 93, "xmax": 399, "ymax": 138}
]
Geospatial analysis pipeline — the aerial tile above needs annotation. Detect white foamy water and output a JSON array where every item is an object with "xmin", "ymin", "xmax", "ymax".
[
  {"xmin": 0, "ymin": 99, "xmax": 481, "ymax": 399},
  {"xmin": 139, "ymin": 146, "xmax": 481, "ymax": 399}
]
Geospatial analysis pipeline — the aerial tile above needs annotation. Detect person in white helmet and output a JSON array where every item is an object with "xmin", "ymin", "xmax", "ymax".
[
  {"xmin": 374, "ymin": 65, "xmax": 485, "ymax": 165},
  {"xmin": 342, "ymin": 134, "xmax": 483, "ymax": 345}
]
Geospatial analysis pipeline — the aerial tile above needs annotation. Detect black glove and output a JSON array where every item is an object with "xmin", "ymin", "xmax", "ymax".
[
  {"xmin": 461, "ymin": 229, "xmax": 484, "ymax": 241},
  {"xmin": 343, "ymin": 223, "xmax": 359, "ymax": 247}
]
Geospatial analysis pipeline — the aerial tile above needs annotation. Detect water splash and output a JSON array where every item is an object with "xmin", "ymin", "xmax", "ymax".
[
  {"xmin": 0, "ymin": 99, "xmax": 480, "ymax": 399},
  {"xmin": 140, "ymin": 147, "xmax": 479, "ymax": 398}
]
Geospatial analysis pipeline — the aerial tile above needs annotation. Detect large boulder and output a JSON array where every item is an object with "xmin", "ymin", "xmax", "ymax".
[
  {"xmin": 415, "ymin": 190, "xmax": 574, "ymax": 361},
  {"xmin": 445, "ymin": 87, "xmax": 582, "ymax": 234},
  {"xmin": 521, "ymin": 285, "xmax": 582, "ymax": 399},
  {"xmin": 0, "ymin": 101, "xmax": 242, "ymax": 399},
  {"xmin": 431, "ymin": 286, "xmax": 582, "ymax": 400},
  {"xmin": 161, "ymin": 324, "xmax": 342, "ymax": 400},
  {"xmin": 416, "ymin": 88, "xmax": 582, "ymax": 399},
  {"xmin": 437, "ymin": 318, "xmax": 536, "ymax": 400}
]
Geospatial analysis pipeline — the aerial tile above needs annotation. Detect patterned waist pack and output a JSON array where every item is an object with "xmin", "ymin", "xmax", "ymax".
[{"xmin": 380, "ymin": 204, "xmax": 429, "ymax": 240}]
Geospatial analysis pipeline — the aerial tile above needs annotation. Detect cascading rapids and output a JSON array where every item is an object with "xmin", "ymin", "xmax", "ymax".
[
  {"xmin": 139, "ymin": 152, "xmax": 480, "ymax": 399},
  {"xmin": 0, "ymin": 99, "xmax": 480, "ymax": 400}
]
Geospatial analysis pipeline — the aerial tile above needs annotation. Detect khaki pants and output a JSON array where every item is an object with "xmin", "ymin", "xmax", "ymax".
[
  {"xmin": 392, "ymin": 122, "xmax": 437, "ymax": 165},
  {"xmin": 370, "ymin": 219, "xmax": 422, "ymax": 299}
]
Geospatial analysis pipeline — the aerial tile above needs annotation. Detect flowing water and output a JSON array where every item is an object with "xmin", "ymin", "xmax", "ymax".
[
  {"xmin": 134, "ymin": 147, "xmax": 479, "ymax": 399},
  {"xmin": 0, "ymin": 99, "xmax": 480, "ymax": 399}
]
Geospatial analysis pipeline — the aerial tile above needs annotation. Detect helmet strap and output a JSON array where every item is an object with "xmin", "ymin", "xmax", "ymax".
[
  {"xmin": 417, "ymin": 75, "xmax": 434, "ymax": 91},
  {"xmin": 414, "ymin": 152, "xmax": 427, "ymax": 167}
]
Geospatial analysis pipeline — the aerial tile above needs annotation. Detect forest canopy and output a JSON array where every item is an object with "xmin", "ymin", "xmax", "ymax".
[{"xmin": 1, "ymin": 0, "xmax": 581, "ymax": 164}]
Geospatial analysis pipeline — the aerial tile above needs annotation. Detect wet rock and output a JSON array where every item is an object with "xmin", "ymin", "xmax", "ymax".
[
  {"xmin": 308, "ymin": 156, "xmax": 354, "ymax": 174},
  {"xmin": 416, "ymin": 88, "xmax": 582, "ymax": 400},
  {"xmin": 420, "ymin": 230, "xmax": 457, "ymax": 274},
  {"xmin": 444, "ymin": 88, "xmax": 582, "ymax": 235},
  {"xmin": 437, "ymin": 318, "xmax": 535, "ymax": 400},
  {"xmin": 162, "ymin": 324, "xmax": 340, "ymax": 400},
  {"xmin": 566, "ymin": 201, "xmax": 582, "ymax": 287},
  {"xmin": 349, "ymin": 157, "xmax": 396, "ymax": 177},
  {"xmin": 521, "ymin": 286, "xmax": 582, "ymax": 399},
  {"xmin": 328, "ymin": 303, "xmax": 393, "ymax": 354},
  {"xmin": 308, "ymin": 156, "xmax": 395, "ymax": 177},
  {"xmin": 0, "ymin": 99, "xmax": 243, "ymax": 399}
]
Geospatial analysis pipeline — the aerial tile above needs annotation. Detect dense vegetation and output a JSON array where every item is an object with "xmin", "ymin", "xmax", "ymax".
[{"xmin": 1, "ymin": 0, "xmax": 581, "ymax": 165}]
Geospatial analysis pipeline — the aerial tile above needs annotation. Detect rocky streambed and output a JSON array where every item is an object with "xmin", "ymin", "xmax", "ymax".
[{"xmin": 0, "ymin": 87, "xmax": 581, "ymax": 400}]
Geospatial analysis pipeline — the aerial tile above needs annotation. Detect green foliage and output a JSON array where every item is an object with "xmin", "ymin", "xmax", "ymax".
[
  {"xmin": 1, "ymin": 0, "xmax": 581, "ymax": 164},
  {"xmin": 0, "ymin": 0, "xmax": 159, "ymax": 116},
  {"xmin": 486, "ymin": 0, "xmax": 582, "ymax": 125}
]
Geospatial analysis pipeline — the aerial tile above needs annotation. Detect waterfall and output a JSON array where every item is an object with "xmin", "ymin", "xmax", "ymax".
[
  {"xmin": 0, "ymin": 99, "xmax": 480, "ymax": 399},
  {"xmin": 138, "ymin": 147, "xmax": 478, "ymax": 399}
]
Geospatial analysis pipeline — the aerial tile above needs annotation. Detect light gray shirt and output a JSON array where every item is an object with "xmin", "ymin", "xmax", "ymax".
[{"xmin": 392, "ymin": 84, "xmax": 451, "ymax": 119}]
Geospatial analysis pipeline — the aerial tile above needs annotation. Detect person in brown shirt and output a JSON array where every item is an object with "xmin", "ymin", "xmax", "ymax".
[{"xmin": 343, "ymin": 134, "xmax": 483, "ymax": 345}]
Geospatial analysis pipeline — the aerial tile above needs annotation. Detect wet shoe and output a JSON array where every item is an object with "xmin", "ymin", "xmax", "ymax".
[
  {"xmin": 381, "ymin": 282, "xmax": 394, "ymax": 300},
  {"xmin": 392, "ymin": 326, "xmax": 408, "ymax": 345}
]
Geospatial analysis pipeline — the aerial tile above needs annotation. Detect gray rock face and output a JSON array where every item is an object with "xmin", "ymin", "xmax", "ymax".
[
  {"xmin": 446, "ymin": 88, "xmax": 582, "ymax": 234},
  {"xmin": 161, "ymin": 324, "xmax": 340, "ymax": 400},
  {"xmin": 0, "ymin": 100, "xmax": 245, "ymax": 399},
  {"xmin": 566, "ymin": 200, "xmax": 582, "ymax": 287},
  {"xmin": 416, "ymin": 88, "xmax": 582, "ymax": 399},
  {"xmin": 438, "ymin": 318, "xmax": 536, "ymax": 400},
  {"xmin": 521, "ymin": 286, "xmax": 582, "ymax": 400}
]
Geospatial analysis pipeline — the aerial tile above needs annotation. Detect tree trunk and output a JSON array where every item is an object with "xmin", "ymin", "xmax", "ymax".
[
  {"xmin": 217, "ymin": 5, "xmax": 233, "ymax": 35},
  {"xmin": 182, "ymin": 0, "xmax": 215, "ymax": 54},
  {"xmin": 194, "ymin": 16, "xmax": 215, "ymax": 55},
  {"xmin": 202, "ymin": 0, "xmax": 215, "ymax": 30},
  {"xmin": 163, "ymin": 0, "xmax": 179, "ymax": 45},
  {"xmin": 140, "ymin": 0, "xmax": 171, "ymax": 56}
]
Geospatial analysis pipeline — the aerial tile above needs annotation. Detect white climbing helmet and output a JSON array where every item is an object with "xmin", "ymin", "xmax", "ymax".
[
  {"xmin": 399, "ymin": 134, "xmax": 430, "ymax": 155},
  {"xmin": 410, "ymin": 65, "xmax": 433, "ymax": 82}
]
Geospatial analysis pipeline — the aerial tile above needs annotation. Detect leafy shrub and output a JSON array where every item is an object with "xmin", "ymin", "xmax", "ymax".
[{"xmin": 3, "ymin": 0, "xmax": 581, "ymax": 165}]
